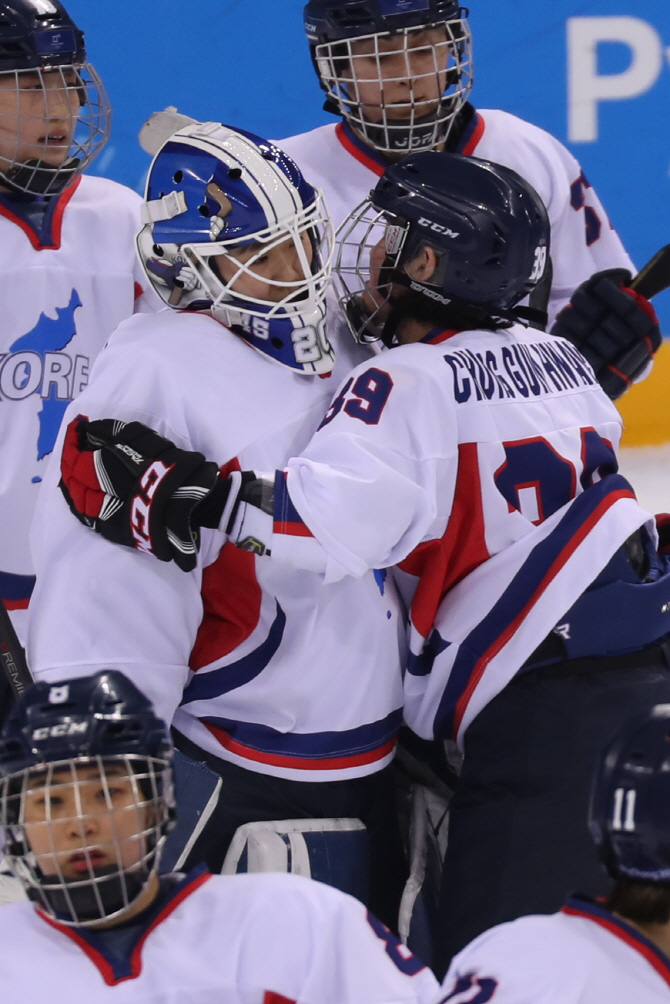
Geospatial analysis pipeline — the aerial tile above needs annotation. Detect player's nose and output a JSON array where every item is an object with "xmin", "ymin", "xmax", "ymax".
[
  {"xmin": 66, "ymin": 811, "xmax": 98, "ymax": 841},
  {"xmin": 278, "ymin": 250, "xmax": 307, "ymax": 283},
  {"xmin": 45, "ymin": 82, "xmax": 75, "ymax": 119}
]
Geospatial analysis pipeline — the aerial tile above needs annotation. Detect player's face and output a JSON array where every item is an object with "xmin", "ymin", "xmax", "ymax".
[
  {"xmin": 22, "ymin": 762, "xmax": 150, "ymax": 880},
  {"xmin": 0, "ymin": 68, "xmax": 81, "ymax": 178},
  {"xmin": 214, "ymin": 232, "xmax": 314, "ymax": 305},
  {"xmin": 345, "ymin": 27, "xmax": 450, "ymax": 124}
]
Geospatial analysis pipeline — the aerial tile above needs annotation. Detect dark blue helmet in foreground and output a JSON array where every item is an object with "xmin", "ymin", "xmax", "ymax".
[
  {"xmin": 0, "ymin": 0, "xmax": 86, "ymax": 71},
  {"xmin": 589, "ymin": 704, "xmax": 670, "ymax": 883},
  {"xmin": 0, "ymin": 671, "xmax": 175, "ymax": 927},
  {"xmin": 304, "ymin": 0, "xmax": 472, "ymax": 156},
  {"xmin": 0, "ymin": 670, "xmax": 172, "ymax": 774}
]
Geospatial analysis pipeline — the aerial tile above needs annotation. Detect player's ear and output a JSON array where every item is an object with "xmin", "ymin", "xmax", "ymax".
[{"xmin": 404, "ymin": 246, "xmax": 439, "ymax": 283}]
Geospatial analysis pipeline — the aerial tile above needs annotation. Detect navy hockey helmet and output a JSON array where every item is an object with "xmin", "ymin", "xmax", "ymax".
[
  {"xmin": 304, "ymin": 0, "xmax": 472, "ymax": 156},
  {"xmin": 589, "ymin": 704, "xmax": 670, "ymax": 883},
  {"xmin": 0, "ymin": 0, "xmax": 86, "ymax": 71},
  {"xmin": 0, "ymin": 670, "xmax": 175, "ymax": 926},
  {"xmin": 334, "ymin": 150, "xmax": 550, "ymax": 343},
  {"xmin": 137, "ymin": 120, "xmax": 335, "ymax": 375},
  {"xmin": 0, "ymin": 0, "xmax": 111, "ymax": 196}
]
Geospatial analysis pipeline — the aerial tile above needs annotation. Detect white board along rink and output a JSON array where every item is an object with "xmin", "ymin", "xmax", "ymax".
[{"xmin": 618, "ymin": 445, "xmax": 670, "ymax": 516}]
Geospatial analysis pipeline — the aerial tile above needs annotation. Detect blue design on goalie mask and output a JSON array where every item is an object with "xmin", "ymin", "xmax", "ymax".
[{"xmin": 137, "ymin": 122, "xmax": 335, "ymax": 376}]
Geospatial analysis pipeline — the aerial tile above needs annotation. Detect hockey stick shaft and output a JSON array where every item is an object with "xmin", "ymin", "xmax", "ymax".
[
  {"xmin": 0, "ymin": 599, "xmax": 32, "ymax": 699},
  {"xmin": 630, "ymin": 244, "xmax": 670, "ymax": 300}
]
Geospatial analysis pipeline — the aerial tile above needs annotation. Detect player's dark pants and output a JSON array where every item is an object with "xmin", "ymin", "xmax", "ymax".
[
  {"xmin": 432, "ymin": 638, "xmax": 670, "ymax": 978},
  {"xmin": 173, "ymin": 731, "xmax": 407, "ymax": 931}
]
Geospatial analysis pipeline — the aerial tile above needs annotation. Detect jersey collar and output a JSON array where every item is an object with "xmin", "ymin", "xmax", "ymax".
[
  {"xmin": 421, "ymin": 327, "xmax": 463, "ymax": 345},
  {"xmin": 335, "ymin": 121, "xmax": 389, "ymax": 177},
  {"xmin": 36, "ymin": 865, "xmax": 212, "ymax": 986},
  {"xmin": 454, "ymin": 108, "xmax": 485, "ymax": 156},
  {"xmin": 562, "ymin": 894, "xmax": 670, "ymax": 988},
  {"xmin": 0, "ymin": 176, "xmax": 80, "ymax": 251},
  {"xmin": 334, "ymin": 109, "xmax": 486, "ymax": 177}
]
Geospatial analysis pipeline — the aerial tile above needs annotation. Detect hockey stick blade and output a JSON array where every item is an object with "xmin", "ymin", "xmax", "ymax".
[
  {"xmin": 630, "ymin": 244, "xmax": 670, "ymax": 300},
  {"xmin": 0, "ymin": 599, "xmax": 32, "ymax": 700}
]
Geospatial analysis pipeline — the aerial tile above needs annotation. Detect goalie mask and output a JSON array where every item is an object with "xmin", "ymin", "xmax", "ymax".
[
  {"xmin": 137, "ymin": 121, "xmax": 335, "ymax": 376},
  {"xmin": 0, "ymin": 670, "xmax": 175, "ymax": 927},
  {"xmin": 0, "ymin": 0, "xmax": 111, "ymax": 196},
  {"xmin": 304, "ymin": 0, "xmax": 472, "ymax": 156},
  {"xmin": 334, "ymin": 150, "xmax": 550, "ymax": 345}
]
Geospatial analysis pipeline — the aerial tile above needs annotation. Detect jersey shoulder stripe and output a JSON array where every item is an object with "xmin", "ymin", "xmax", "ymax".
[
  {"xmin": 202, "ymin": 708, "xmax": 402, "ymax": 771},
  {"xmin": 404, "ymin": 473, "xmax": 643, "ymax": 746},
  {"xmin": 562, "ymin": 896, "xmax": 670, "ymax": 989},
  {"xmin": 335, "ymin": 121, "xmax": 388, "ymax": 177}
]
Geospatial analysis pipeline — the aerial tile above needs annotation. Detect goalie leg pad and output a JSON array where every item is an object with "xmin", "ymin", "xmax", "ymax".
[{"xmin": 221, "ymin": 817, "xmax": 369, "ymax": 902}]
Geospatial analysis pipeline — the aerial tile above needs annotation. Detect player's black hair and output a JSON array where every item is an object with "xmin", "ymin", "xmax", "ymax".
[{"xmin": 606, "ymin": 877, "xmax": 670, "ymax": 926}]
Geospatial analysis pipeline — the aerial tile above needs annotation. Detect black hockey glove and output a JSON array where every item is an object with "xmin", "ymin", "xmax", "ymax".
[
  {"xmin": 550, "ymin": 268, "xmax": 661, "ymax": 400},
  {"xmin": 59, "ymin": 417, "xmax": 231, "ymax": 572}
]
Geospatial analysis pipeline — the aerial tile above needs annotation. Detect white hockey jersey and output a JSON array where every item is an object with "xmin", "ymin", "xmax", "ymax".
[
  {"xmin": 0, "ymin": 175, "xmax": 158, "ymax": 621},
  {"xmin": 28, "ymin": 308, "xmax": 405, "ymax": 782},
  {"xmin": 258, "ymin": 324, "xmax": 654, "ymax": 747},
  {"xmin": 0, "ymin": 869, "xmax": 442, "ymax": 1003},
  {"xmin": 276, "ymin": 110, "xmax": 634, "ymax": 329},
  {"xmin": 442, "ymin": 895, "xmax": 670, "ymax": 1003}
]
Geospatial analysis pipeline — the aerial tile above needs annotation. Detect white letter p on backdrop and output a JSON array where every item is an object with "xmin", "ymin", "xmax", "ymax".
[{"xmin": 568, "ymin": 16, "xmax": 663, "ymax": 142}]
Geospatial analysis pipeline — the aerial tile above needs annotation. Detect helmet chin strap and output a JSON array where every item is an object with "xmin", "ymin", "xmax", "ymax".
[
  {"xmin": 1, "ymin": 157, "xmax": 81, "ymax": 197},
  {"xmin": 29, "ymin": 863, "xmax": 153, "ymax": 925}
]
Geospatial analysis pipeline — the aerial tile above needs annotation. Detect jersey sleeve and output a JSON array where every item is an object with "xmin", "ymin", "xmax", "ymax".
[
  {"xmin": 541, "ymin": 137, "xmax": 635, "ymax": 325},
  {"xmin": 271, "ymin": 355, "xmax": 459, "ymax": 582},
  {"xmin": 27, "ymin": 319, "xmax": 215, "ymax": 726},
  {"xmin": 476, "ymin": 112, "xmax": 635, "ymax": 329}
]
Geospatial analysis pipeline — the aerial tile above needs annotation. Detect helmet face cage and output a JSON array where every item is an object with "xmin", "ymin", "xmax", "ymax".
[
  {"xmin": 0, "ymin": 63, "xmax": 111, "ymax": 196},
  {"xmin": 333, "ymin": 197, "xmax": 403, "ymax": 343},
  {"xmin": 0, "ymin": 754, "xmax": 172, "ymax": 926},
  {"xmin": 137, "ymin": 123, "xmax": 336, "ymax": 376},
  {"xmin": 314, "ymin": 17, "xmax": 472, "ymax": 155}
]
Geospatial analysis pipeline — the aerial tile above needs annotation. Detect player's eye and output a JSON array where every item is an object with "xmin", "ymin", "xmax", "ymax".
[
  {"xmin": 99, "ymin": 785, "xmax": 124, "ymax": 799},
  {"xmin": 33, "ymin": 793, "xmax": 63, "ymax": 809}
]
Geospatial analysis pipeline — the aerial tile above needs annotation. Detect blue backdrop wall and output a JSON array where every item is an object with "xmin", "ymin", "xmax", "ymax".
[{"xmin": 67, "ymin": 1, "xmax": 670, "ymax": 329}]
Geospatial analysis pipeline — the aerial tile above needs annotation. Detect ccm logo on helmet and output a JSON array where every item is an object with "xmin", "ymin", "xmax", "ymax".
[
  {"xmin": 32, "ymin": 722, "xmax": 89, "ymax": 741},
  {"xmin": 130, "ymin": 460, "xmax": 175, "ymax": 553},
  {"xmin": 418, "ymin": 217, "xmax": 460, "ymax": 238}
]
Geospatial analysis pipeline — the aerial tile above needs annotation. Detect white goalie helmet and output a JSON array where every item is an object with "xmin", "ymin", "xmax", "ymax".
[
  {"xmin": 137, "ymin": 121, "xmax": 336, "ymax": 376},
  {"xmin": 0, "ymin": 0, "xmax": 111, "ymax": 197}
]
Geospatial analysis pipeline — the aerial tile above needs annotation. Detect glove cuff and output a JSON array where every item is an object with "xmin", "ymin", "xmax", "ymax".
[{"xmin": 196, "ymin": 473, "xmax": 233, "ymax": 529}]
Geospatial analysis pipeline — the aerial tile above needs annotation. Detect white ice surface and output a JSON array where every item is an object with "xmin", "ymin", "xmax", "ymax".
[{"xmin": 618, "ymin": 444, "xmax": 670, "ymax": 515}]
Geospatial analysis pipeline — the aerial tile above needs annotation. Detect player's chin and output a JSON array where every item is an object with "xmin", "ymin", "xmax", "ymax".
[{"xmin": 38, "ymin": 149, "xmax": 71, "ymax": 167}]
